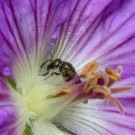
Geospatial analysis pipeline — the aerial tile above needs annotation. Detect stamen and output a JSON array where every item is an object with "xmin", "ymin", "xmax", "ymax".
[
  {"xmin": 83, "ymin": 75, "xmax": 98, "ymax": 93},
  {"xmin": 94, "ymin": 86, "xmax": 111, "ymax": 97},
  {"xmin": 48, "ymin": 88, "xmax": 72, "ymax": 98},
  {"xmin": 105, "ymin": 67, "xmax": 120, "ymax": 81},
  {"xmin": 98, "ymin": 71, "xmax": 109, "ymax": 85},
  {"xmin": 108, "ymin": 96, "xmax": 124, "ymax": 115},
  {"xmin": 111, "ymin": 86, "xmax": 134, "ymax": 94},
  {"xmin": 83, "ymin": 73, "xmax": 105, "ymax": 93},
  {"xmin": 80, "ymin": 61, "xmax": 133, "ymax": 115},
  {"xmin": 82, "ymin": 61, "xmax": 98, "ymax": 78}
]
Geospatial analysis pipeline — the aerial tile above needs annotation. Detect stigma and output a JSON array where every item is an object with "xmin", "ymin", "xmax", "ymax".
[{"xmin": 48, "ymin": 61, "xmax": 134, "ymax": 115}]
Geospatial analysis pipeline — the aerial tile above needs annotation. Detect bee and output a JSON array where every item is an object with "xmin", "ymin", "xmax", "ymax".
[
  {"xmin": 40, "ymin": 58, "xmax": 79, "ymax": 82},
  {"xmin": 40, "ymin": 53, "xmax": 87, "ymax": 103}
]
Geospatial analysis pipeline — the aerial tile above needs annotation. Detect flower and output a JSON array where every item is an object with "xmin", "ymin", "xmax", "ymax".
[{"xmin": 0, "ymin": 0, "xmax": 135, "ymax": 135}]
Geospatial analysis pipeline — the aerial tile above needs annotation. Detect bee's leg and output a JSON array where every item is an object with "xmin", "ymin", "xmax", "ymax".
[
  {"xmin": 41, "ymin": 70, "xmax": 49, "ymax": 76},
  {"xmin": 44, "ymin": 72, "xmax": 60, "ymax": 80},
  {"xmin": 51, "ymin": 72, "xmax": 60, "ymax": 76},
  {"xmin": 40, "ymin": 59, "xmax": 52, "ymax": 68}
]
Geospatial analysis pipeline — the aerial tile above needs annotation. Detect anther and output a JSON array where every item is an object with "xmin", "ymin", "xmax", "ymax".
[
  {"xmin": 82, "ymin": 61, "xmax": 98, "ymax": 78},
  {"xmin": 83, "ymin": 75, "xmax": 98, "ymax": 93},
  {"xmin": 105, "ymin": 67, "xmax": 120, "ymax": 81},
  {"xmin": 48, "ymin": 88, "xmax": 72, "ymax": 98}
]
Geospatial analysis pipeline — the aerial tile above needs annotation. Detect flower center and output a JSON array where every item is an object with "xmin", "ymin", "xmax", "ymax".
[{"xmin": 27, "ymin": 84, "xmax": 58, "ymax": 119}]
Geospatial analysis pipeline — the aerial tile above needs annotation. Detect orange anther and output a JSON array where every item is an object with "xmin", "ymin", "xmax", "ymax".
[
  {"xmin": 82, "ymin": 61, "xmax": 98, "ymax": 78},
  {"xmin": 52, "ymin": 88, "xmax": 72, "ymax": 97},
  {"xmin": 83, "ymin": 75, "xmax": 98, "ymax": 93},
  {"xmin": 105, "ymin": 67, "xmax": 120, "ymax": 81}
]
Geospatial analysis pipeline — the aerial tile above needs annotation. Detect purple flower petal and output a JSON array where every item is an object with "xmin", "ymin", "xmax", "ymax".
[
  {"xmin": 53, "ymin": 0, "xmax": 135, "ymax": 79},
  {"xmin": 0, "ymin": 0, "xmax": 71, "ymax": 64},
  {"xmin": 54, "ymin": 101, "xmax": 135, "ymax": 135},
  {"xmin": 0, "ymin": 106, "xmax": 18, "ymax": 135}
]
